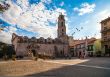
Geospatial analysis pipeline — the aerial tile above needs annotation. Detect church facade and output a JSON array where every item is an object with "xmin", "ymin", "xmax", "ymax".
[{"xmin": 12, "ymin": 14, "xmax": 69, "ymax": 58}]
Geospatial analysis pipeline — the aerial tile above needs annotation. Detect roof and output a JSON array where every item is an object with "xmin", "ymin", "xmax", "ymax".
[
  {"xmin": 69, "ymin": 38, "xmax": 96, "ymax": 47},
  {"xmin": 100, "ymin": 17, "xmax": 110, "ymax": 23},
  {"xmin": 87, "ymin": 38, "xmax": 96, "ymax": 45},
  {"xmin": 69, "ymin": 40, "xmax": 85, "ymax": 47}
]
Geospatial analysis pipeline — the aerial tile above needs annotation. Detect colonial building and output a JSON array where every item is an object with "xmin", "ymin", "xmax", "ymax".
[
  {"xmin": 101, "ymin": 17, "xmax": 110, "ymax": 55},
  {"xmin": 12, "ymin": 14, "xmax": 69, "ymax": 58},
  {"xmin": 69, "ymin": 37, "xmax": 96, "ymax": 57}
]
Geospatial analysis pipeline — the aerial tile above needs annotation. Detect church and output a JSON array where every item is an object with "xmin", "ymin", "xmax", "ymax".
[{"xmin": 12, "ymin": 14, "xmax": 69, "ymax": 58}]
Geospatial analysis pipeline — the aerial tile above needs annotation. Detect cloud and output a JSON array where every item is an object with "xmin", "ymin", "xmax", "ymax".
[
  {"xmin": 60, "ymin": 2, "xmax": 64, "ymax": 7},
  {"xmin": 92, "ymin": 9, "xmax": 110, "ymax": 39},
  {"xmin": 41, "ymin": 0, "xmax": 52, "ymax": 4},
  {"xmin": 74, "ymin": 2, "xmax": 96, "ymax": 15},
  {"xmin": 96, "ymin": 10, "xmax": 110, "ymax": 22},
  {"xmin": 72, "ymin": 21, "xmax": 101, "ymax": 39},
  {"xmin": 0, "ymin": 0, "xmax": 68, "ymax": 43},
  {"xmin": 73, "ymin": 9, "xmax": 110, "ymax": 39},
  {"xmin": 70, "ymin": 14, "xmax": 101, "ymax": 39},
  {"xmin": 76, "ymin": 8, "xmax": 110, "ymax": 39},
  {"xmin": 0, "ymin": 26, "xmax": 17, "ymax": 44},
  {"xmin": 0, "ymin": 31, "xmax": 12, "ymax": 44}
]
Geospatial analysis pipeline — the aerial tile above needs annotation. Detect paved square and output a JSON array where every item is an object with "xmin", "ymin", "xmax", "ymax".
[
  {"xmin": 0, "ymin": 57, "xmax": 110, "ymax": 77},
  {"xmin": 28, "ymin": 57, "xmax": 110, "ymax": 77}
]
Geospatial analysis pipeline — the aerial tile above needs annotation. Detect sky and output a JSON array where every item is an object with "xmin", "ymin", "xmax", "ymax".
[{"xmin": 0, "ymin": 0, "xmax": 110, "ymax": 44}]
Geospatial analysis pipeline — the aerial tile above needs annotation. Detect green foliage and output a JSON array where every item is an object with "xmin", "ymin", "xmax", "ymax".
[
  {"xmin": 0, "ymin": 1, "xmax": 10, "ymax": 31},
  {"xmin": 0, "ymin": 42, "xmax": 6, "ymax": 58},
  {"xmin": 2, "ymin": 44, "xmax": 7, "ymax": 54},
  {"xmin": 0, "ymin": 1, "xmax": 10, "ymax": 13},
  {"xmin": 0, "ymin": 42, "xmax": 16, "ymax": 59},
  {"xmin": 12, "ymin": 55, "xmax": 16, "ymax": 61},
  {"xmin": 93, "ymin": 39, "xmax": 101, "ymax": 52}
]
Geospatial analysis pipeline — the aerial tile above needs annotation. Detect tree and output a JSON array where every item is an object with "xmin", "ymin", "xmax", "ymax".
[
  {"xmin": 93, "ymin": 39, "xmax": 102, "ymax": 56},
  {"xmin": 0, "ymin": 42, "xmax": 15, "ymax": 59},
  {"xmin": 2, "ymin": 44, "xmax": 7, "ymax": 55},
  {"xmin": 0, "ymin": 0, "xmax": 10, "ymax": 31},
  {"xmin": 0, "ymin": 42, "xmax": 5, "ymax": 58},
  {"xmin": 0, "ymin": 0, "xmax": 10, "ymax": 13},
  {"xmin": 94, "ymin": 39, "xmax": 101, "ymax": 52}
]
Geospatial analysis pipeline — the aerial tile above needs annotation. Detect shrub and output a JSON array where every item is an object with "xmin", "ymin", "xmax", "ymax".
[{"xmin": 12, "ymin": 55, "xmax": 16, "ymax": 61}]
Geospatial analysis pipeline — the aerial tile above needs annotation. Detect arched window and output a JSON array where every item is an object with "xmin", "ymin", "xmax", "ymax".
[{"xmin": 61, "ymin": 22, "xmax": 63, "ymax": 26}]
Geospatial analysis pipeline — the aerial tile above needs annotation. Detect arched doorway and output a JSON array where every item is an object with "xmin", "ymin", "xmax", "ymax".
[
  {"xmin": 31, "ymin": 49, "xmax": 36, "ymax": 57},
  {"xmin": 54, "ymin": 46, "xmax": 58, "ymax": 57}
]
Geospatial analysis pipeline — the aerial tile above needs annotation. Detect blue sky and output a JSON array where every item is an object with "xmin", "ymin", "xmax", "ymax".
[{"xmin": 0, "ymin": 0, "xmax": 110, "ymax": 44}]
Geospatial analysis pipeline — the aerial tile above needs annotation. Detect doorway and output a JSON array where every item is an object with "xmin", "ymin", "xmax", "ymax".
[{"xmin": 32, "ymin": 50, "xmax": 36, "ymax": 57}]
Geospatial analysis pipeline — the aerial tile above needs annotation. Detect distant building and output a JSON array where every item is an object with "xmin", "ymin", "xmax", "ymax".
[
  {"xmin": 12, "ymin": 14, "xmax": 69, "ymax": 58},
  {"xmin": 69, "ymin": 37, "xmax": 96, "ymax": 57},
  {"xmin": 100, "ymin": 17, "xmax": 110, "ymax": 55}
]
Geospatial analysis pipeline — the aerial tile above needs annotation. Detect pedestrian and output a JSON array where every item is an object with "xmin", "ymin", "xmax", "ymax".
[{"xmin": 83, "ymin": 51, "xmax": 85, "ymax": 59}]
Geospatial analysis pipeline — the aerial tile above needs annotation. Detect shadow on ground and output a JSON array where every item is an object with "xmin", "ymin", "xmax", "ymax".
[{"xmin": 26, "ymin": 57, "xmax": 110, "ymax": 77}]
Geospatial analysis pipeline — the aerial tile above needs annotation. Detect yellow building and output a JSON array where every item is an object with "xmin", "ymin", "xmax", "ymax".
[{"xmin": 101, "ymin": 17, "xmax": 110, "ymax": 55}]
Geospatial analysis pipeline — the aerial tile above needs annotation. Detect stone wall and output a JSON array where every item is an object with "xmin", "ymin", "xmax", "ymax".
[{"xmin": 15, "ymin": 43, "xmax": 69, "ymax": 57}]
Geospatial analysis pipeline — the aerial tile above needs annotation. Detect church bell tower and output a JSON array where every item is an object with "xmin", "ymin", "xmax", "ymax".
[{"xmin": 57, "ymin": 13, "xmax": 66, "ymax": 38}]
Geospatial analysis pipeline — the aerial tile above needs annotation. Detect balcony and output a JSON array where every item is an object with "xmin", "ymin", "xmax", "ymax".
[
  {"xmin": 101, "ymin": 36, "xmax": 110, "ymax": 42},
  {"xmin": 101, "ymin": 38, "xmax": 108, "ymax": 42},
  {"xmin": 107, "ymin": 36, "xmax": 110, "ymax": 41},
  {"xmin": 101, "ymin": 27, "xmax": 110, "ymax": 33}
]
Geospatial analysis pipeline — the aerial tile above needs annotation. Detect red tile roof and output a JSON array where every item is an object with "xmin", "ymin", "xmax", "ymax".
[{"xmin": 69, "ymin": 38, "xmax": 96, "ymax": 47}]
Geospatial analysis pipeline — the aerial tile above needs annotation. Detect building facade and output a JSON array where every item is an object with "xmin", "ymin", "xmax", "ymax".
[
  {"xmin": 12, "ymin": 14, "xmax": 69, "ymax": 58},
  {"xmin": 101, "ymin": 17, "xmax": 110, "ymax": 55},
  {"xmin": 69, "ymin": 37, "xmax": 96, "ymax": 57}
]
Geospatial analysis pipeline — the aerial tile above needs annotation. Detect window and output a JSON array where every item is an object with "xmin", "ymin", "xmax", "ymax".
[
  {"xmin": 45, "ymin": 39, "xmax": 47, "ymax": 43},
  {"xmin": 61, "ymin": 22, "xmax": 63, "ymax": 26},
  {"xmin": 103, "ymin": 22, "xmax": 107, "ymax": 25},
  {"xmin": 62, "ymin": 33, "xmax": 64, "ymax": 35},
  {"xmin": 104, "ymin": 36, "xmax": 107, "ymax": 41},
  {"xmin": 81, "ymin": 44, "xmax": 84, "ymax": 48},
  {"xmin": 103, "ymin": 32, "xmax": 107, "ymax": 35},
  {"xmin": 61, "ymin": 15, "xmax": 63, "ymax": 19},
  {"xmin": 88, "ymin": 45, "xmax": 93, "ymax": 51},
  {"xmin": 104, "ymin": 27, "xmax": 107, "ymax": 30}
]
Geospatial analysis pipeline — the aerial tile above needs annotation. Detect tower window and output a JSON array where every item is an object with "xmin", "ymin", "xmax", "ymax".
[
  {"xmin": 61, "ymin": 22, "xmax": 63, "ymax": 26},
  {"xmin": 62, "ymin": 29, "xmax": 64, "ymax": 32},
  {"xmin": 61, "ymin": 15, "xmax": 63, "ymax": 19}
]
